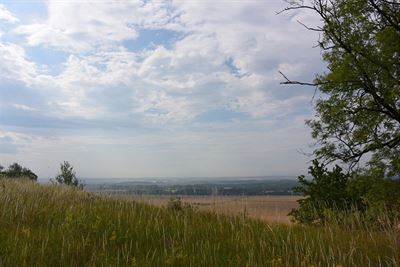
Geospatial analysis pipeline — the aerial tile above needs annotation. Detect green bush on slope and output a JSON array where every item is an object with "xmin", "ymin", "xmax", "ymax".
[{"xmin": 290, "ymin": 160, "xmax": 400, "ymax": 228}]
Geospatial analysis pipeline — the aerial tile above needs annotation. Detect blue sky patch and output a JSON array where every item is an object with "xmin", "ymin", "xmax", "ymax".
[
  {"xmin": 123, "ymin": 28, "xmax": 182, "ymax": 52},
  {"xmin": 1, "ymin": 1, "xmax": 46, "ymax": 24},
  {"xmin": 25, "ymin": 46, "xmax": 69, "ymax": 73}
]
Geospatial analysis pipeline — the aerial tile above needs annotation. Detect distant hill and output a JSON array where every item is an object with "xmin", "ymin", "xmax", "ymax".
[{"xmin": 84, "ymin": 176, "xmax": 301, "ymax": 196}]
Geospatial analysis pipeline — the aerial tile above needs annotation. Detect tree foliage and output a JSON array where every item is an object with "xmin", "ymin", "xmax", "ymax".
[
  {"xmin": 290, "ymin": 160, "xmax": 400, "ymax": 225},
  {"xmin": 289, "ymin": 160, "xmax": 353, "ymax": 223},
  {"xmin": 54, "ymin": 161, "xmax": 82, "ymax": 188},
  {"xmin": 282, "ymin": 0, "xmax": 400, "ymax": 174},
  {"xmin": 0, "ymin": 162, "xmax": 38, "ymax": 181}
]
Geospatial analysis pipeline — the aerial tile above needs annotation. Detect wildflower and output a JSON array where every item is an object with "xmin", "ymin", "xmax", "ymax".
[
  {"xmin": 271, "ymin": 257, "xmax": 283, "ymax": 267},
  {"xmin": 130, "ymin": 257, "xmax": 138, "ymax": 267},
  {"xmin": 21, "ymin": 227, "xmax": 31, "ymax": 237},
  {"xmin": 109, "ymin": 230, "xmax": 117, "ymax": 241}
]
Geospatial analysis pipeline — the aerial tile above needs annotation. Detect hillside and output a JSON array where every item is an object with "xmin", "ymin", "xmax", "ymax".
[{"xmin": 0, "ymin": 179, "xmax": 399, "ymax": 266}]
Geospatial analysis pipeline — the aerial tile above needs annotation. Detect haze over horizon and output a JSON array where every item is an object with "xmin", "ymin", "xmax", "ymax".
[{"xmin": 0, "ymin": 0, "xmax": 325, "ymax": 178}]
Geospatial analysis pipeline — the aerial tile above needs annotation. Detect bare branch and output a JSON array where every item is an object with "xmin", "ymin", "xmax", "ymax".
[
  {"xmin": 278, "ymin": 71, "xmax": 318, "ymax": 86},
  {"xmin": 296, "ymin": 20, "xmax": 323, "ymax": 32}
]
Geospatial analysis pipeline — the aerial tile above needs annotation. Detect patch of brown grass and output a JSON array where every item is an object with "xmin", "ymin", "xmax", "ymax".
[{"xmin": 127, "ymin": 195, "xmax": 301, "ymax": 224}]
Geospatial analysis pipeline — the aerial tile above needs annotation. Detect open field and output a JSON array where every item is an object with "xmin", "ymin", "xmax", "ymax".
[
  {"xmin": 1, "ymin": 179, "xmax": 399, "ymax": 266},
  {"xmin": 126, "ymin": 195, "xmax": 301, "ymax": 224}
]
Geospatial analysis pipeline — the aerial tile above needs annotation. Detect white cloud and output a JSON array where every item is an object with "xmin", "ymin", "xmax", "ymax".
[
  {"xmin": 0, "ymin": 42, "xmax": 50, "ymax": 87},
  {"xmin": 13, "ymin": 104, "xmax": 37, "ymax": 111},
  {"xmin": 15, "ymin": 1, "xmax": 176, "ymax": 52},
  {"xmin": 0, "ymin": 1, "xmax": 325, "ymax": 176},
  {"xmin": 2, "ymin": 1, "xmax": 323, "ymax": 125},
  {"xmin": 129, "ymin": 1, "xmax": 323, "ymax": 119},
  {"xmin": 0, "ymin": 4, "xmax": 18, "ymax": 23},
  {"xmin": 133, "ymin": 89, "xmax": 199, "ymax": 123}
]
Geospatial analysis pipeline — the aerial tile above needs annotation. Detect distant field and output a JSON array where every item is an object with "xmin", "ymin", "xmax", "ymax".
[{"xmin": 121, "ymin": 195, "xmax": 301, "ymax": 224}]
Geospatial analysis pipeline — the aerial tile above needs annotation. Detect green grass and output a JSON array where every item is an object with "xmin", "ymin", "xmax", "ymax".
[{"xmin": 0, "ymin": 179, "xmax": 399, "ymax": 266}]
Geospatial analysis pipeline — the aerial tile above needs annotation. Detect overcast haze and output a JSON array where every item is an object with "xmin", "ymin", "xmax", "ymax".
[{"xmin": 0, "ymin": 0, "xmax": 325, "ymax": 178}]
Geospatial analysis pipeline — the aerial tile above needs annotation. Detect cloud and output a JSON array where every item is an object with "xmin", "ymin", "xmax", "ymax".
[
  {"xmin": 15, "ymin": 1, "xmax": 176, "ymax": 52},
  {"xmin": 0, "ymin": 4, "xmax": 18, "ymax": 23},
  {"xmin": 12, "ymin": 104, "xmax": 36, "ymax": 111},
  {"xmin": 6, "ymin": 1, "xmax": 324, "ymax": 124},
  {"xmin": 0, "ymin": 1, "xmax": 325, "ymax": 177},
  {"xmin": 0, "ymin": 42, "xmax": 51, "ymax": 87},
  {"xmin": 0, "ymin": 130, "xmax": 37, "ymax": 155}
]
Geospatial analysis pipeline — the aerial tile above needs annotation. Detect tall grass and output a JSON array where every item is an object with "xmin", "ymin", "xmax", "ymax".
[{"xmin": 0, "ymin": 179, "xmax": 399, "ymax": 266}]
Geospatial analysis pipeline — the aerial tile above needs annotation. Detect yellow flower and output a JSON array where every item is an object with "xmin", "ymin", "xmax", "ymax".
[
  {"xmin": 130, "ymin": 257, "xmax": 138, "ymax": 267},
  {"xmin": 271, "ymin": 257, "xmax": 283, "ymax": 267},
  {"xmin": 22, "ymin": 227, "xmax": 31, "ymax": 237},
  {"xmin": 109, "ymin": 230, "xmax": 117, "ymax": 241}
]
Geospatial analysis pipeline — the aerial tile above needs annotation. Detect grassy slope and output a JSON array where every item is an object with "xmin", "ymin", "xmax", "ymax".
[{"xmin": 0, "ymin": 180, "xmax": 398, "ymax": 267}]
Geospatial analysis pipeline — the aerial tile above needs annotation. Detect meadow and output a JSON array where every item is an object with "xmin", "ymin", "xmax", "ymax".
[
  {"xmin": 126, "ymin": 195, "xmax": 301, "ymax": 224},
  {"xmin": 0, "ymin": 179, "xmax": 399, "ymax": 266}
]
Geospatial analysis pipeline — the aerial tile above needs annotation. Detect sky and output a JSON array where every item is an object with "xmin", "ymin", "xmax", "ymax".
[{"xmin": 0, "ymin": 0, "xmax": 325, "ymax": 179}]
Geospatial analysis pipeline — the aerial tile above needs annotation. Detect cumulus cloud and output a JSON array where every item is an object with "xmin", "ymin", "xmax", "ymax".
[
  {"xmin": 0, "ymin": 42, "xmax": 50, "ymax": 87},
  {"xmin": 0, "ymin": 4, "xmax": 18, "ymax": 23},
  {"xmin": 6, "ymin": 0, "xmax": 323, "ymax": 124},
  {"xmin": 15, "ymin": 1, "xmax": 176, "ymax": 52},
  {"xmin": 0, "ymin": 1, "xmax": 325, "ymax": 176}
]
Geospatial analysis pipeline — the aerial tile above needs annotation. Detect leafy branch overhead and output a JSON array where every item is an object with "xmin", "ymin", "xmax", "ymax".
[{"xmin": 280, "ymin": 0, "xmax": 400, "ymax": 175}]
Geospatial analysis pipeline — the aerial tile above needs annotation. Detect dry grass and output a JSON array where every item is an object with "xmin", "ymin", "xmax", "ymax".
[{"xmin": 126, "ymin": 195, "xmax": 301, "ymax": 224}]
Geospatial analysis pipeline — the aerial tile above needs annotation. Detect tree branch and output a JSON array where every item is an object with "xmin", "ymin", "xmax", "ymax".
[{"xmin": 278, "ymin": 71, "xmax": 318, "ymax": 86}]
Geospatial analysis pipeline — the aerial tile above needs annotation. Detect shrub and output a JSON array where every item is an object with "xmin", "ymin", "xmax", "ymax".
[
  {"xmin": 167, "ymin": 197, "xmax": 195, "ymax": 212},
  {"xmin": 291, "ymin": 160, "xmax": 400, "ymax": 227},
  {"xmin": 289, "ymin": 160, "xmax": 352, "ymax": 224}
]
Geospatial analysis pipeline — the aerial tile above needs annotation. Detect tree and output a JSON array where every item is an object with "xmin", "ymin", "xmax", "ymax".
[
  {"xmin": 1, "ymin": 163, "xmax": 38, "ymax": 180},
  {"xmin": 7, "ymin": 163, "xmax": 23, "ymax": 176},
  {"xmin": 54, "ymin": 161, "xmax": 82, "ymax": 188},
  {"xmin": 20, "ymin": 168, "xmax": 38, "ymax": 181},
  {"xmin": 280, "ymin": 0, "xmax": 400, "ymax": 175}
]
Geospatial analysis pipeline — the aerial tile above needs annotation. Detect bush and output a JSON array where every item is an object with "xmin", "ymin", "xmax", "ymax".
[
  {"xmin": 290, "ymin": 160, "xmax": 400, "ymax": 227},
  {"xmin": 352, "ymin": 176, "xmax": 400, "ymax": 226},
  {"xmin": 167, "ymin": 197, "xmax": 195, "ymax": 212},
  {"xmin": 289, "ymin": 160, "xmax": 352, "ymax": 224}
]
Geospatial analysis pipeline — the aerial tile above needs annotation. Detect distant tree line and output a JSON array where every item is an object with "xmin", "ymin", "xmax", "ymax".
[{"xmin": 97, "ymin": 180, "xmax": 300, "ymax": 196}]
